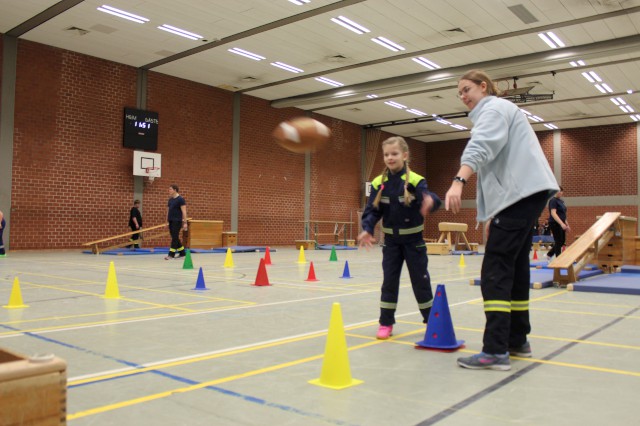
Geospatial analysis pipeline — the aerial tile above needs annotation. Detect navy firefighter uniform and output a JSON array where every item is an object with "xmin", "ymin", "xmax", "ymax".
[{"xmin": 361, "ymin": 168, "xmax": 441, "ymax": 326}]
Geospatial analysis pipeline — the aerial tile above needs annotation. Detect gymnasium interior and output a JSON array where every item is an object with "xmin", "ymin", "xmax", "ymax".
[{"xmin": 1, "ymin": 1, "xmax": 640, "ymax": 425}]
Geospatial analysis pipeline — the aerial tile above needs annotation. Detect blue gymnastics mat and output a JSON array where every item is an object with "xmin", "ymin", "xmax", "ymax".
[
  {"xmin": 316, "ymin": 244, "xmax": 357, "ymax": 250},
  {"xmin": 169, "ymin": 246, "xmax": 275, "ymax": 253},
  {"xmin": 621, "ymin": 265, "xmax": 640, "ymax": 274},
  {"xmin": 472, "ymin": 268, "xmax": 603, "ymax": 289},
  {"xmin": 452, "ymin": 250, "xmax": 482, "ymax": 255},
  {"xmin": 569, "ymin": 273, "xmax": 640, "ymax": 295},
  {"xmin": 532, "ymin": 235, "xmax": 554, "ymax": 244},
  {"xmin": 530, "ymin": 260, "xmax": 599, "ymax": 270}
]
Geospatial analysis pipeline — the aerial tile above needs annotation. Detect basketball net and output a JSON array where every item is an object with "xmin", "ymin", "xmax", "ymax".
[{"xmin": 145, "ymin": 167, "xmax": 161, "ymax": 183}]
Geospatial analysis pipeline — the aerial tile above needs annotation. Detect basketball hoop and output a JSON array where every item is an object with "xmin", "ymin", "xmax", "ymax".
[{"xmin": 145, "ymin": 167, "xmax": 161, "ymax": 182}]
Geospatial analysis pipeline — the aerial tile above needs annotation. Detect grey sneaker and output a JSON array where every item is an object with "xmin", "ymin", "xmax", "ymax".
[
  {"xmin": 509, "ymin": 341, "xmax": 532, "ymax": 358},
  {"xmin": 457, "ymin": 352, "xmax": 511, "ymax": 371}
]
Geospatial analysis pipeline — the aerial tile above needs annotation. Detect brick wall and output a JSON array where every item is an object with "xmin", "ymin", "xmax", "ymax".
[
  {"xmin": 5, "ymin": 38, "xmax": 639, "ymax": 249},
  {"xmin": 11, "ymin": 40, "xmax": 137, "ymax": 249}
]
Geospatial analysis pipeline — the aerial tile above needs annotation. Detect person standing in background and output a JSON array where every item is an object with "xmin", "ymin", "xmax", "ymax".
[
  {"xmin": 0, "ymin": 209, "xmax": 6, "ymax": 257},
  {"xmin": 546, "ymin": 187, "xmax": 569, "ymax": 261},
  {"xmin": 166, "ymin": 185, "xmax": 188, "ymax": 260},
  {"xmin": 128, "ymin": 200, "xmax": 143, "ymax": 249}
]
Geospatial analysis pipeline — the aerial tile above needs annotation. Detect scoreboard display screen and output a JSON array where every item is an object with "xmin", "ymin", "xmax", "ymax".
[{"xmin": 123, "ymin": 108, "xmax": 158, "ymax": 150}]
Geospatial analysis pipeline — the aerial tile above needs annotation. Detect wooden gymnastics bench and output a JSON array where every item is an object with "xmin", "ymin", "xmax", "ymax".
[{"xmin": 548, "ymin": 212, "xmax": 620, "ymax": 287}]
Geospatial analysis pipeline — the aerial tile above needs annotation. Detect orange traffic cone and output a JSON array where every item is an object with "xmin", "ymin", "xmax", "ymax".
[
  {"xmin": 264, "ymin": 246, "xmax": 272, "ymax": 265},
  {"xmin": 253, "ymin": 258, "xmax": 270, "ymax": 286},
  {"xmin": 305, "ymin": 262, "xmax": 318, "ymax": 282}
]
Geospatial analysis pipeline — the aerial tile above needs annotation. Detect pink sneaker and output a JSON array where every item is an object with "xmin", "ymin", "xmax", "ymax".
[{"xmin": 376, "ymin": 325, "xmax": 393, "ymax": 340}]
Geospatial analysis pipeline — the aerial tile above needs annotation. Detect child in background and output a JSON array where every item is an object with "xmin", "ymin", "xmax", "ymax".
[{"xmin": 358, "ymin": 136, "xmax": 441, "ymax": 339}]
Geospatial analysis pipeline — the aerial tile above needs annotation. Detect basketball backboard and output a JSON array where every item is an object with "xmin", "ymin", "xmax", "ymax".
[{"xmin": 133, "ymin": 151, "xmax": 161, "ymax": 177}]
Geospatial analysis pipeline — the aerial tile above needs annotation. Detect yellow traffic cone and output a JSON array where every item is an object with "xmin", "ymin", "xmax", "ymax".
[
  {"xmin": 3, "ymin": 277, "xmax": 29, "ymax": 308},
  {"xmin": 297, "ymin": 245, "xmax": 307, "ymax": 264},
  {"xmin": 459, "ymin": 253, "xmax": 466, "ymax": 267},
  {"xmin": 104, "ymin": 261, "xmax": 121, "ymax": 299},
  {"xmin": 309, "ymin": 302, "xmax": 363, "ymax": 390},
  {"xmin": 223, "ymin": 248, "xmax": 235, "ymax": 268}
]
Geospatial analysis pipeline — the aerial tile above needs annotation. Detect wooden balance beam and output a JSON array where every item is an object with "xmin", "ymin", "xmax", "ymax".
[{"xmin": 547, "ymin": 212, "xmax": 621, "ymax": 287}]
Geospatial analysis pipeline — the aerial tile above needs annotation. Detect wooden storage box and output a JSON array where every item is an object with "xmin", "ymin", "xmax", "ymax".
[
  {"xmin": 426, "ymin": 243, "xmax": 450, "ymax": 255},
  {"xmin": 222, "ymin": 232, "xmax": 237, "ymax": 247},
  {"xmin": 187, "ymin": 220, "xmax": 223, "ymax": 249},
  {"xmin": 346, "ymin": 239, "xmax": 356, "ymax": 247},
  {"xmin": 295, "ymin": 240, "xmax": 316, "ymax": 250},
  {"xmin": 0, "ymin": 348, "xmax": 67, "ymax": 425}
]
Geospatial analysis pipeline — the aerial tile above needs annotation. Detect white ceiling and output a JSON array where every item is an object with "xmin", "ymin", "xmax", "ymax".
[{"xmin": 1, "ymin": 0, "xmax": 639, "ymax": 142}]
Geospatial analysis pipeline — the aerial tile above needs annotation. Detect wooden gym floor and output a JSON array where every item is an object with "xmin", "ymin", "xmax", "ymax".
[{"xmin": 1, "ymin": 247, "xmax": 639, "ymax": 425}]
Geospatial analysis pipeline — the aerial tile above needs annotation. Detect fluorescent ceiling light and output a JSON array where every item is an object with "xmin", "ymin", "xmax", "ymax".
[
  {"xmin": 538, "ymin": 32, "xmax": 564, "ymax": 49},
  {"xmin": 617, "ymin": 97, "xmax": 626, "ymax": 105},
  {"xmin": 594, "ymin": 84, "xmax": 606, "ymax": 93},
  {"xmin": 158, "ymin": 24, "xmax": 203, "ymax": 40},
  {"xmin": 315, "ymin": 77, "xmax": 344, "ymax": 87},
  {"xmin": 331, "ymin": 16, "xmax": 370, "ymax": 34},
  {"xmin": 627, "ymin": 89, "xmax": 634, "ymax": 94},
  {"xmin": 544, "ymin": 123, "xmax": 559, "ymax": 130},
  {"xmin": 407, "ymin": 109, "xmax": 427, "ymax": 116},
  {"xmin": 366, "ymin": 94, "xmax": 379, "ymax": 99},
  {"xmin": 601, "ymin": 83, "xmax": 613, "ymax": 93},
  {"xmin": 412, "ymin": 57, "xmax": 441, "ymax": 70},
  {"xmin": 384, "ymin": 101, "xmax": 406, "ymax": 109},
  {"xmin": 520, "ymin": 109, "xmax": 532, "ymax": 115},
  {"xmin": 588, "ymin": 71, "xmax": 602, "ymax": 82},
  {"xmin": 436, "ymin": 119, "xmax": 451, "ymax": 125},
  {"xmin": 611, "ymin": 98, "xmax": 620, "ymax": 106},
  {"xmin": 632, "ymin": 115, "xmax": 639, "ymax": 122},
  {"xmin": 451, "ymin": 124, "xmax": 468, "ymax": 130},
  {"xmin": 270, "ymin": 62, "xmax": 303, "ymax": 73},
  {"xmin": 371, "ymin": 36, "xmax": 405, "ymax": 52},
  {"xmin": 97, "ymin": 5, "xmax": 148, "ymax": 23},
  {"xmin": 581, "ymin": 72, "xmax": 594, "ymax": 83},
  {"xmin": 228, "ymin": 48, "xmax": 265, "ymax": 61},
  {"xmin": 569, "ymin": 60, "xmax": 586, "ymax": 67},
  {"xmin": 620, "ymin": 105, "xmax": 634, "ymax": 113},
  {"xmin": 289, "ymin": 0, "xmax": 310, "ymax": 5},
  {"xmin": 538, "ymin": 31, "xmax": 565, "ymax": 48}
]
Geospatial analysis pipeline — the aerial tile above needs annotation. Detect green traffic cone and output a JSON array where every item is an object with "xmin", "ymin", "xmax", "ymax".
[
  {"xmin": 329, "ymin": 245, "xmax": 338, "ymax": 262},
  {"xmin": 182, "ymin": 249, "xmax": 194, "ymax": 269}
]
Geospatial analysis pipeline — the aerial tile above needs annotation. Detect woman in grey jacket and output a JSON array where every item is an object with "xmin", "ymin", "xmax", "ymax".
[{"xmin": 445, "ymin": 70, "xmax": 559, "ymax": 371}]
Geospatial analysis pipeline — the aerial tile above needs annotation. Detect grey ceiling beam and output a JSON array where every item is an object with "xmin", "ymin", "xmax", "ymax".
[
  {"xmin": 245, "ymin": 5, "xmax": 640, "ymax": 95},
  {"xmin": 6, "ymin": 0, "xmax": 85, "ymax": 37},
  {"xmin": 141, "ymin": 0, "xmax": 366, "ymax": 70},
  {"xmin": 270, "ymin": 34, "xmax": 640, "ymax": 109}
]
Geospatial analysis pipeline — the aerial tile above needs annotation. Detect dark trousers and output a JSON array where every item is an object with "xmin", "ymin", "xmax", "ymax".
[
  {"xmin": 547, "ymin": 222, "xmax": 565, "ymax": 258},
  {"xmin": 129, "ymin": 226, "xmax": 140, "ymax": 248},
  {"xmin": 168, "ymin": 221, "xmax": 185, "ymax": 257},
  {"xmin": 380, "ymin": 233, "xmax": 433, "ymax": 326},
  {"xmin": 481, "ymin": 191, "xmax": 550, "ymax": 354}
]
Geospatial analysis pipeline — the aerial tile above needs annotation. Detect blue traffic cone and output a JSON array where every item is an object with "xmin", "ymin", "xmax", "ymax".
[
  {"xmin": 340, "ymin": 261, "xmax": 352, "ymax": 279},
  {"xmin": 192, "ymin": 267, "xmax": 209, "ymax": 291},
  {"xmin": 415, "ymin": 284, "xmax": 464, "ymax": 351}
]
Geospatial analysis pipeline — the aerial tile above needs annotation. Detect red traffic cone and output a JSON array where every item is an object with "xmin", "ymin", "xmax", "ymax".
[
  {"xmin": 264, "ymin": 246, "xmax": 272, "ymax": 265},
  {"xmin": 533, "ymin": 250, "xmax": 538, "ymax": 260},
  {"xmin": 253, "ymin": 258, "xmax": 271, "ymax": 286},
  {"xmin": 305, "ymin": 261, "xmax": 318, "ymax": 282},
  {"xmin": 415, "ymin": 284, "xmax": 465, "ymax": 351}
]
